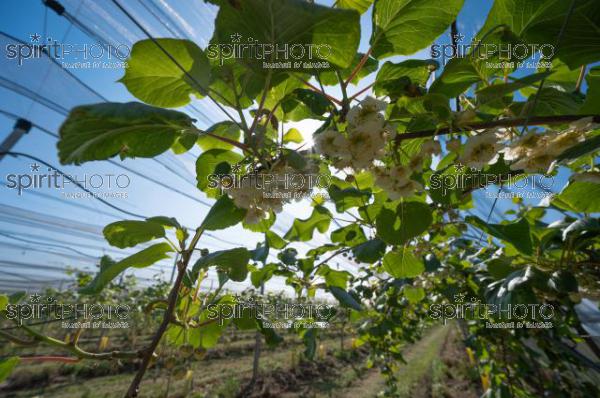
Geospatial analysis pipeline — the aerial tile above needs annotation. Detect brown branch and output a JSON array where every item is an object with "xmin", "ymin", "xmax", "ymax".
[
  {"xmin": 19, "ymin": 356, "xmax": 81, "ymax": 363},
  {"xmin": 349, "ymin": 82, "xmax": 375, "ymax": 102},
  {"xmin": 394, "ymin": 114, "xmax": 600, "ymax": 143},
  {"xmin": 301, "ymin": 79, "xmax": 343, "ymax": 105},
  {"xmin": 575, "ymin": 65, "xmax": 586, "ymax": 93},
  {"xmin": 125, "ymin": 228, "xmax": 204, "ymax": 398},
  {"xmin": 344, "ymin": 48, "xmax": 372, "ymax": 86}
]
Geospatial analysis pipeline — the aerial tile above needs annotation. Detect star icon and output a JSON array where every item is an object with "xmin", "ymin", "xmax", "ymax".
[
  {"xmin": 29, "ymin": 293, "xmax": 41, "ymax": 303},
  {"xmin": 454, "ymin": 162, "xmax": 465, "ymax": 172},
  {"xmin": 453, "ymin": 33, "xmax": 465, "ymax": 43},
  {"xmin": 231, "ymin": 164, "xmax": 242, "ymax": 173},
  {"xmin": 30, "ymin": 33, "xmax": 41, "ymax": 42},
  {"xmin": 230, "ymin": 33, "xmax": 242, "ymax": 43},
  {"xmin": 453, "ymin": 293, "xmax": 466, "ymax": 303},
  {"xmin": 30, "ymin": 163, "xmax": 40, "ymax": 172}
]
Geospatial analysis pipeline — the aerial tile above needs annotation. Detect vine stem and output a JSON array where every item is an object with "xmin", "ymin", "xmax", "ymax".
[
  {"xmin": 2, "ymin": 321, "xmax": 143, "ymax": 360},
  {"xmin": 394, "ymin": 114, "xmax": 600, "ymax": 143},
  {"xmin": 300, "ymin": 78, "xmax": 343, "ymax": 105},
  {"xmin": 345, "ymin": 47, "xmax": 372, "ymax": 86},
  {"xmin": 125, "ymin": 227, "xmax": 204, "ymax": 398},
  {"xmin": 348, "ymin": 82, "xmax": 374, "ymax": 102}
]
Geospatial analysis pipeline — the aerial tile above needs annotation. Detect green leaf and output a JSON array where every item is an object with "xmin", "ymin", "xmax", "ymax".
[
  {"xmin": 251, "ymin": 263, "xmax": 278, "ymax": 288},
  {"xmin": 382, "ymin": 247, "xmax": 424, "ymax": 278},
  {"xmin": 581, "ymin": 66, "xmax": 600, "ymax": 114},
  {"xmin": 429, "ymin": 57, "xmax": 486, "ymax": 98},
  {"xmin": 283, "ymin": 128, "xmax": 304, "ymax": 144},
  {"xmin": 352, "ymin": 238, "xmax": 386, "ymax": 263},
  {"xmin": 58, "ymin": 102, "xmax": 194, "ymax": 165},
  {"xmin": 189, "ymin": 295, "xmax": 235, "ymax": 348},
  {"xmin": 329, "ymin": 286, "xmax": 362, "ymax": 311},
  {"xmin": 318, "ymin": 264, "xmax": 351, "ymax": 289},
  {"xmin": 376, "ymin": 201, "xmax": 433, "ymax": 245},
  {"xmin": 466, "ymin": 216, "xmax": 533, "ymax": 255},
  {"xmin": 119, "ymin": 39, "xmax": 210, "ymax": 107},
  {"xmin": 302, "ymin": 328, "xmax": 317, "ymax": 359},
  {"xmin": 284, "ymin": 206, "xmax": 332, "ymax": 241},
  {"xmin": 331, "ymin": 224, "xmax": 366, "ymax": 246},
  {"xmin": 404, "ymin": 286, "xmax": 425, "ymax": 303},
  {"xmin": 281, "ymin": 89, "xmax": 331, "ymax": 121},
  {"xmin": 171, "ymin": 131, "xmax": 197, "ymax": 154},
  {"xmin": 329, "ymin": 185, "xmax": 371, "ymax": 212},
  {"xmin": 195, "ymin": 149, "xmax": 243, "ymax": 198},
  {"xmin": 103, "ymin": 220, "xmax": 166, "ymax": 249},
  {"xmin": 479, "ymin": 0, "xmax": 600, "ymax": 69},
  {"xmin": 0, "ymin": 294, "xmax": 7, "ymax": 311},
  {"xmin": 476, "ymin": 71, "xmax": 552, "ymax": 104},
  {"xmin": 374, "ymin": 59, "xmax": 438, "ymax": 97},
  {"xmin": 370, "ymin": 0, "xmax": 465, "ymax": 59},
  {"xmin": 336, "ymin": 0, "xmax": 374, "ymax": 14},
  {"xmin": 201, "ymin": 195, "xmax": 246, "ymax": 231},
  {"xmin": 197, "ymin": 122, "xmax": 241, "ymax": 151},
  {"xmin": 556, "ymin": 131, "xmax": 600, "ymax": 162},
  {"xmin": 80, "ymin": 243, "xmax": 173, "ymax": 295},
  {"xmin": 0, "ymin": 357, "xmax": 19, "ymax": 383},
  {"xmin": 265, "ymin": 231, "xmax": 287, "ymax": 249},
  {"xmin": 211, "ymin": 0, "xmax": 360, "ymax": 70},
  {"xmin": 193, "ymin": 248, "xmax": 250, "ymax": 282},
  {"xmin": 552, "ymin": 182, "xmax": 600, "ymax": 213}
]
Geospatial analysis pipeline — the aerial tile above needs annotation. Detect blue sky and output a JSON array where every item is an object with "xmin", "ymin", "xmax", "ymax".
[{"xmin": 0, "ymin": 0, "xmax": 581, "ymax": 294}]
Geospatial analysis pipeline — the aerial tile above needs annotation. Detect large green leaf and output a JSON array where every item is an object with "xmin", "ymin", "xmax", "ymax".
[
  {"xmin": 265, "ymin": 231, "xmax": 288, "ymax": 249},
  {"xmin": 581, "ymin": 66, "xmax": 600, "ymax": 114},
  {"xmin": 466, "ymin": 216, "xmax": 533, "ymax": 255},
  {"xmin": 80, "ymin": 243, "xmax": 173, "ymax": 294},
  {"xmin": 352, "ymin": 238, "xmax": 386, "ymax": 263},
  {"xmin": 103, "ymin": 220, "xmax": 166, "ymax": 249},
  {"xmin": 429, "ymin": 56, "xmax": 486, "ymax": 98},
  {"xmin": 404, "ymin": 286, "xmax": 425, "ymax": 303},
  {"xmin": 370, "ymin": 0, "xmax": 465, "ymax": 59},
  {"xmin": 556, "ymin": 131, "xmax": 600, "ymax": 162},
  {"xmin": 58, "ymin": 102, "xmax": 194, "ymax": 165},
  {"xmin": 193, "ymin": 248, "xmax": 250, "ymax": 282},
  {"xmin": 479, "ymin": 0, "xmax": 600, "ymax": 69},
  {"xmin": 197, "ymin": 122, "xmax": 241, "ymax": 151},
  {"xmin": 211, "ymin": 0, "xmax": 360, "ymax": 71},
  {"xmin": 0, "ymin": 294, "xmax": 7, "ymax": 311},
  {"xmin": 374, "ymin": 59, "xmax": 438, "ymax": 97},
  {"xmin": 382, "ymin": 247, "xmax": 424, "ymax": 278},
  {"xmin": 284, "ymin": 206, "xmax": 332, "ymax": 241},
  {"xmin": 329, "ymin": 286, "xmax": 363, "ymax": 311},
  {"xmin": 376, "ymin": 201, "xmax": 433, "ymax": 245},
  {"xmin": 317, "ymin": 264, "xmax": 351, "ymax": 289},
  {"xmin": 552, "ymin": 182, "xmax": 600, "ymax": 213},
  {"xmin": 195, "ymin": 149, "xmax": 243, "ymax": 198},
  {"xmin": 0, "ymin": 357, "xmax": 19, "ymax": 383},
  {"xmin": 201, "ymin": 195, "xmax": 246, "ymax": 231},
  {"xmin": 336, "ymin": 0, "xmax": 374, "ymax": 14},
  {"xmin": 119, "ymin": 39, "xmax": 210, "ymax": 107},
  {"xmin": 331, "ymin": 224, "xmax": 367, "ymax": 246},
  {"xmin": 476, "ymin": 71, "xmax": 552, "ymax": 104}
]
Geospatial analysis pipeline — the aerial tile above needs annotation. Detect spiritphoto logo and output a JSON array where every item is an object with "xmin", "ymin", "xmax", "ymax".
[
  {"xmin": 431, "ymin": 33, "xmax": 554, "ymax": 68},
  {"xmin": 206, "ymin": 296, "xmax": 334, "ymax": 328},
  {"xmin": 428, "ymin": 293, "xmax": 554, "ymax": 330},
  {"xmin": 4, "ymin": 32, "xmax": 130, "ymax": 69},
  {"xmin": 207, "ymin": 32, "xmax": 332, "ymax": 69},
  {"xmin": 207, "ymin": 168, "xmax": 332, "ymax": 200},
  {"xmin": 4, "ymin": 294, "xmax": 130, "ymax": 329},
  {"xmin": 429, "ymin": 162, "xmax": 554, "ymax": 198},
  {"xmin": 4, "ymin": 162, "xmax": 131, "ymax": 199}
]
